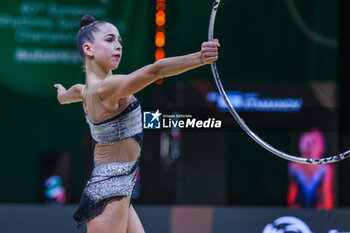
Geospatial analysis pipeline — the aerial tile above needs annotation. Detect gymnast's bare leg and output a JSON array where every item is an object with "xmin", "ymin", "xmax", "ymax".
[
  {"xmin": 127, "ymin": 205, "xmax": 145, "ymax": 233},
  {"xmin": 86, "ymin": 197, "xmax": 144, "ymax": 233},
  {"xmin": 86, "ymin": 197, "xmax": 130, "ymax": 233}
]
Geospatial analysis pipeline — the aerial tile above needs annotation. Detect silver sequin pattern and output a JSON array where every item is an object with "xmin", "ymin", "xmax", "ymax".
[
  {"xmin": 85, "ymin": 100, "xmax": 142, "ymax": 143},
  {"xmin": 84, "ymin": 159, "xmax": 138, "ymax": 203}
]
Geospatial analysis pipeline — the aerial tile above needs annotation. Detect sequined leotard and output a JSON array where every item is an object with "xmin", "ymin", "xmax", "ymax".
[{"xmin": 73, "ymin": 94, "xmax": 143, "ymax": 227}]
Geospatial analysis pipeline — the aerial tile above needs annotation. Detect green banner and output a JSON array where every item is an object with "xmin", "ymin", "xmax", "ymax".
[{"xmin": 0, "ymin": 0, "xmax": 152, "ymax": 98}]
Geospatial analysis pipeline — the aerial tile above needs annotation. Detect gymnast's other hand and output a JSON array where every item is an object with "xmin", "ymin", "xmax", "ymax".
[
  {"xmin": 201, "ymin": 39, "xmax": 220, "ymax": 64},
  {"xmin": 54, "ymin": 84, "xmax": 67, "ymax": 105},
  {"xmin": 54, "ymin": 84, "xmax": 84, "ymax": 105}
]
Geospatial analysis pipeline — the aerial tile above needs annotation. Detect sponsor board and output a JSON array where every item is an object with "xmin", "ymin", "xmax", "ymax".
[
  {"xmin": 207, "ymin": 91, "xmax": 303, "ymax": 113},
  {"xmin": 263, "ymin": 216, "xmax": 349, "ymax": 233}
]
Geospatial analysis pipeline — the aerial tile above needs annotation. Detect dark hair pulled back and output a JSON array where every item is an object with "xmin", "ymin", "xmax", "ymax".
[{"xmin": 76, "ymin": 15, "xmax": 106, "ymax": 61}]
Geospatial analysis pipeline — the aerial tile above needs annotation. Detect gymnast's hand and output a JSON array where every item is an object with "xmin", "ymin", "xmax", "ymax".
[
  {"xmin": 201, "ymin": 39, "xmax": 220, "ymax": 64},
  {"xmin": 54, "ymin": 83, "xmax": 83, "ymax": 105},
  {"xmin": 54, "ymin": 84, "xmax": 67, "ymax": 105}
]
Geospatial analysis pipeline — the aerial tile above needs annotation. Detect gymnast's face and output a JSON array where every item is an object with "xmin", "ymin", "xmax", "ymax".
[
  {"xmin": 299, "ymin": 134, "xmax": 315, "ymax": 158},
  {"xmin": 87, "ymin": 23, "xmax": 123, "ymax": 71},
  {"xmin": 299, "ymin": 133, "xmax": 322, "ymax": 158}
]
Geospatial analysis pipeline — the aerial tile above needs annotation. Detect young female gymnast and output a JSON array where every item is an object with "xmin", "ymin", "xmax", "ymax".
[
  {"xmin": 287, "ymin": 128, "xmax": 335, "ymax": 210},
  {"xmin": 54, "ymin": 15, "xmax": 219, "ymax": 232}
]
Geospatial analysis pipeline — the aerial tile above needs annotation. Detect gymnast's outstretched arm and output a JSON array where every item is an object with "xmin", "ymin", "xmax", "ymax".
[
  {"xmin": 54, "ymin": 83, "xmax": 84, "ymax": 105},
  {"xmin": 98, "ymin": 39, "xmax": 220, "ymax": 103}
]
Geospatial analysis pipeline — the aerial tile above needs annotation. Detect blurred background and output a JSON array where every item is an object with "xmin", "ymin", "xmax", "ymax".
[{"xmin": 1, "ymin": 0, "xmax": 350, "ymax": 232}]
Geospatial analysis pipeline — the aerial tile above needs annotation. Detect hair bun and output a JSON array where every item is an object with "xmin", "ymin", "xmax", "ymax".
[{"xmin": 80, "ymin": 15, "xmax": 95, "ymax": 28}]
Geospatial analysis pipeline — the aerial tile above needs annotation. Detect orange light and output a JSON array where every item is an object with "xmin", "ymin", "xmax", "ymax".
[
  {"xmin": 155, "ymin": 11, "xmax": 166, "ymax": 26},
  {"xmin": 156, "ymin": 78, "xmax": 164, "ymax": 85},
  {"xmin": 155, "ymin": 48, "xmax": 165, "ymax": 61},
  {"xmin": 156, "ymin": 11, "xmax": 165, "ymax": 18},
  {"xmin": 155, "ymin": 1, "xmax": 165, "ymax": 85},
  {"xmin": 155, "ymin": 38, "xmax": 165, "ymax": 47},
  {"xmin": 156, "ymin": 31, "xmax": 165, "ymax": 39},
  {"xmin": 156, "ymin": 17, "xmax": 165, "ymax": 26},
  {"xmin": 156, "ymin": 3, "xmax": 166, "ymax": 11},
  {"xmin": 155, "ymin": 32, "xmax": 165, "ymax": 47}
]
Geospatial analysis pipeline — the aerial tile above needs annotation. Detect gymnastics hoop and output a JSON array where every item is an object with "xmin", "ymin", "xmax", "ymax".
[{"xmin": 208, "ymin": 0, "xmax": 350, "ymax": 164}]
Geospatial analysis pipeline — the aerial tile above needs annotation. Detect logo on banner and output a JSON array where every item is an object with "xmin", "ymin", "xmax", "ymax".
[
  {"xmin": 206, "ymin": 91, "xmax": 303, "ymax": 113},
  {"xmin": 143, "ymin": 110, "xmax": 162, "ymax": 129},
  {"xmin": 263, "ymin": 216, "xmax": 312, "ymax": 233}
]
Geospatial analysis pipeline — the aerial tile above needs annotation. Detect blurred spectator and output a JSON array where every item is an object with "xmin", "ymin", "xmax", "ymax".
[{"xmin": 287, "ymin": 128, "xmax": 335, "ymax": 209}]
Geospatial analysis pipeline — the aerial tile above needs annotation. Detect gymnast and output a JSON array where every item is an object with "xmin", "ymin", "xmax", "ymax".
[{"xmin": 54, "ymin": 15, "xmax": 219, "ymax": 233}]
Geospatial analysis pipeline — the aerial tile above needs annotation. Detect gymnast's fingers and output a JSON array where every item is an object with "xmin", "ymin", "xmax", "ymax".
[
  {"xmin": 202, "ymin": 39, "xmax": 220, "ymax": 48},
  {"xmin": 203, "ymin": 51, "xmax": 218, "ymax": 57},
  {"xmin": 54, "ymin": 84, "xmax": 66, "ymax": 93},
  {"xmin": 205, "ymin": 56, "xmax": 218, "ymax": 63}
]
